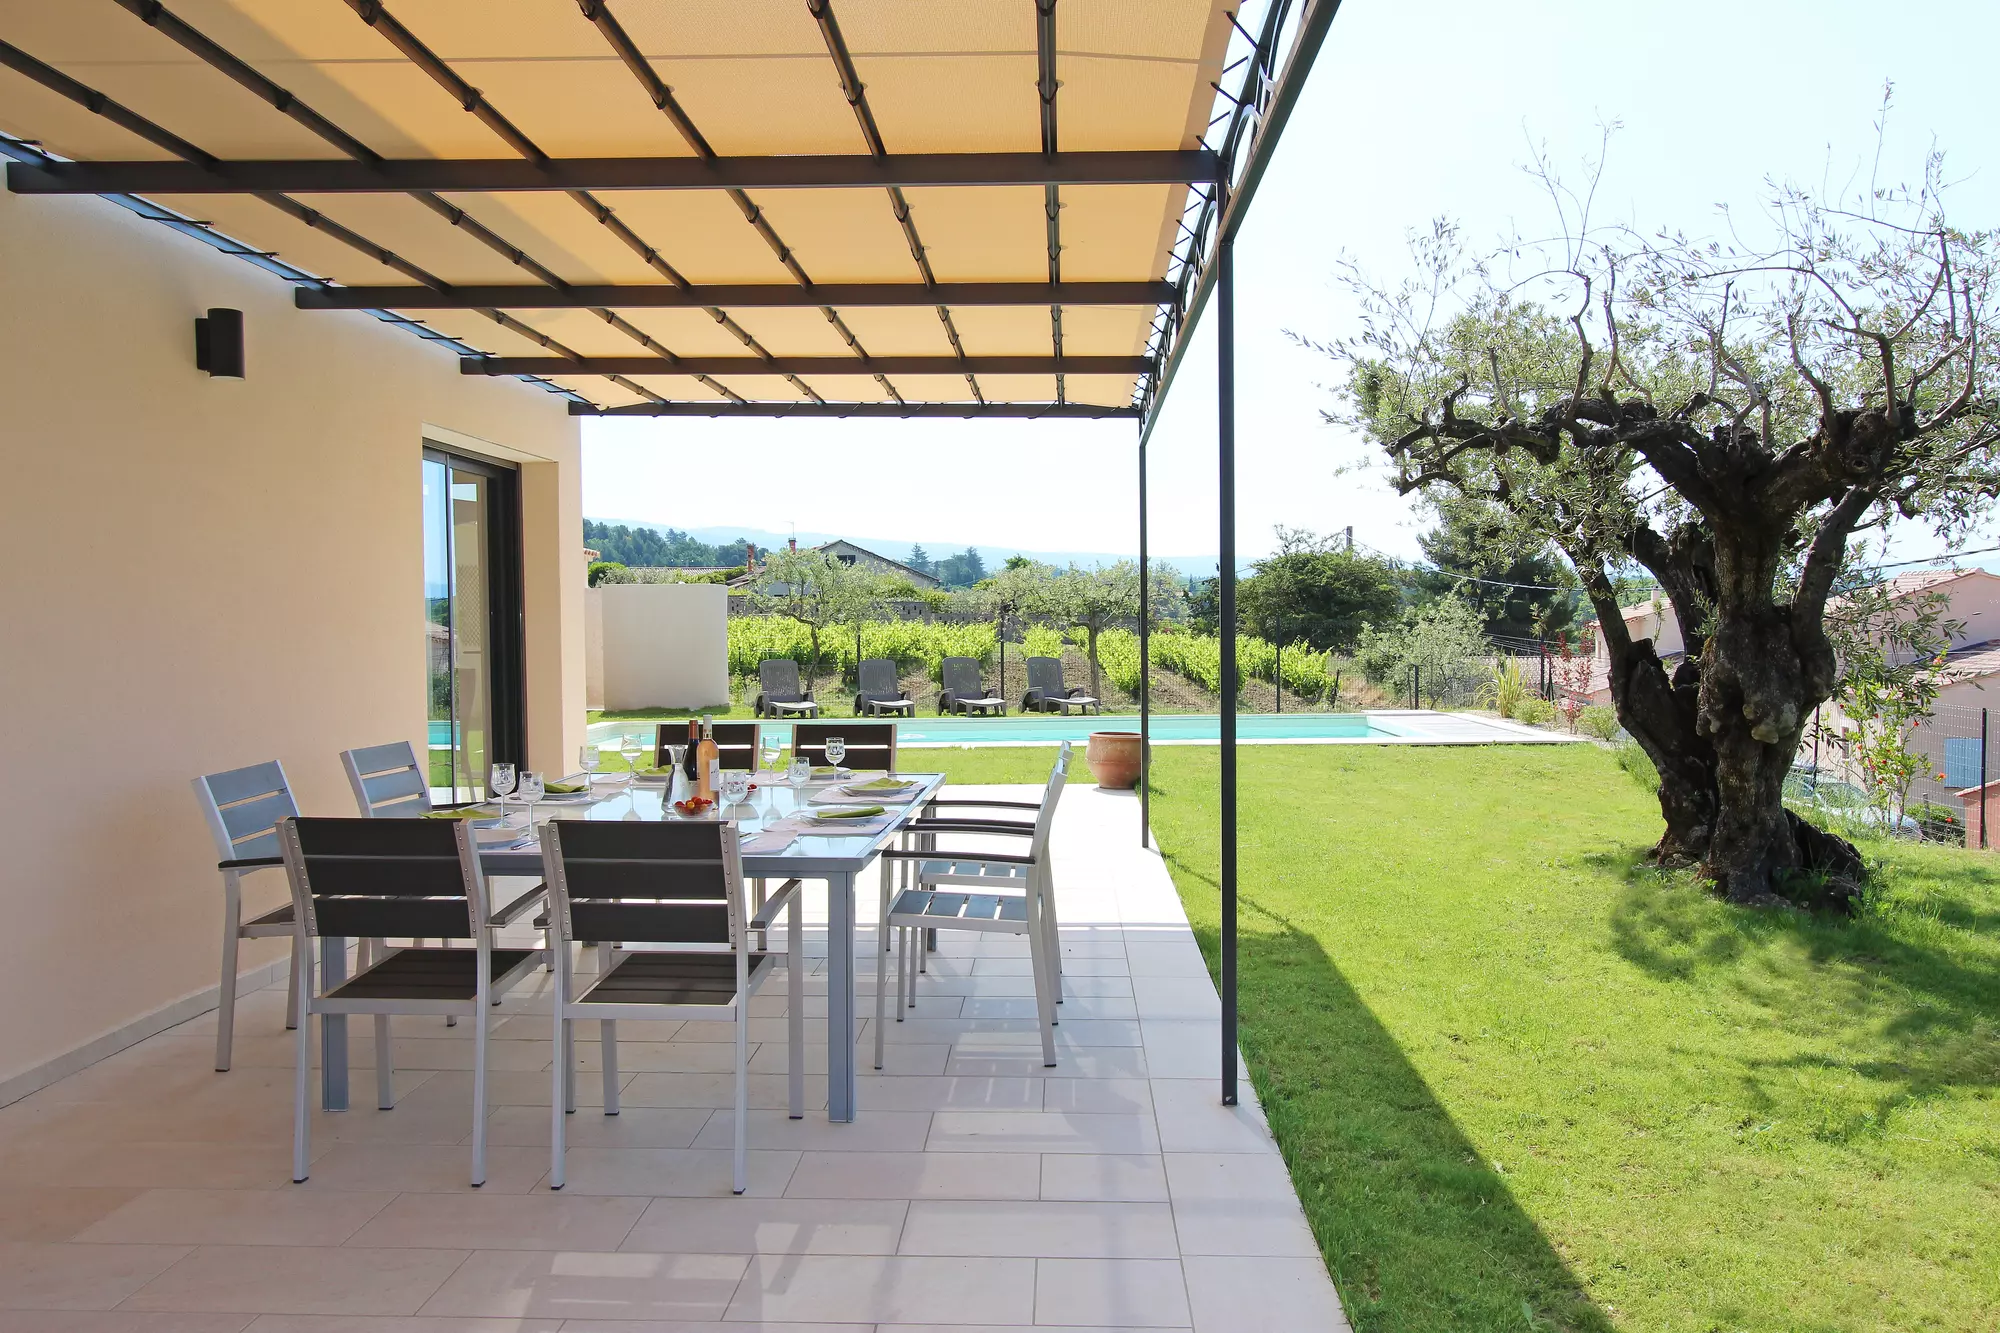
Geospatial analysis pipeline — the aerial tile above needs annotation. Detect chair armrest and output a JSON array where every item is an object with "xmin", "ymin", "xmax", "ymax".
[
  {"xmin": 750, "ymin": 878, "xmax": 804, "ymax": 931},
  {"xmin": 881, "ymin": 847, "xmax": 1036, "ymax": 866},
  {"xmin": 218, "ymin": 856, "xmax": 285, "ymax": 871},
  {"xmin": 905, "ymin": 818, "xmax": 1034, "ymax": 836},
  {"xmin": 491, "ymin": 882, "xmax": 548, "ymax": 927},
  {"xmin": 926, "ymin": 799, "xmax": 1043, "ymax": 811}
]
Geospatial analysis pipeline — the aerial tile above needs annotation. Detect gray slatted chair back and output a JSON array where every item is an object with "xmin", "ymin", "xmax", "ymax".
[
  {"xmin": 1026, "ymin": 656, "xmax": 1067, "ymax": 703},
  {"xmin": 792, "ymin": 722, "xmax": 896, "ymax": 772},
  {"xmin": 543, "ymin": 821, "xmax": 744, "ymax": 951},
  {"xmin": 857, "ymin": 658, "xmax": 901, "ymax": 702},
  {"xmin": 758, "ymin": 658, "xmax": 806, "ymax": 703},
  {"xmin": 279, "ymin": 816, "xmax": 482, "ymax": 942},
  {"xmin": 192, "ymin": 760, "xmax": 298, "ymax": 864},
  {"xmin": 941, "ymin": 656, "xmax": 991, "ymax": 700},
  {"xmin": 1030, "ymin": 741, "xmax": 1073, "ymax": 861},
  {"xmin": 655, "ymin": 722, "xmax": 760, "ymax": 771},
  {"xmin": 341, "ymin": 741, "xmax": 431, "ymax": 818}
]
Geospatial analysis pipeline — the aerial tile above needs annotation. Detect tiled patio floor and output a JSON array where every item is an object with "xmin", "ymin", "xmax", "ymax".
[{"xmin": 0, "ymin": 784, "xmax": 1348, "ymax": 1331}]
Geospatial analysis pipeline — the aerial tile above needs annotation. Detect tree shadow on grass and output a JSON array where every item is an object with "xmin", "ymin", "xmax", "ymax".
[
  {"xmin": 1165, "ymin": 854, "xmax": 1614, "ymax": 1333},
  {"xmin": 1604, "ymin": 852, "xmax": 2000, "ymax": 1151}
]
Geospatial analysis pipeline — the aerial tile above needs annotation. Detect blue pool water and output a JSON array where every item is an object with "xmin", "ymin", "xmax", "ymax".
[{"xmin": 589, "ymin": 712, "xmax": 1417, "ymax": 748}]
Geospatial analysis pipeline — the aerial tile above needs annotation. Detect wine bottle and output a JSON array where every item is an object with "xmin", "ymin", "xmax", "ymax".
[
  {"xmin": 682, "ymin": 720, "xmax": 698, "ymax": 787},
  {"xmin": 697, "ymin": 716, "xmax": 720, "ymax": 802}
]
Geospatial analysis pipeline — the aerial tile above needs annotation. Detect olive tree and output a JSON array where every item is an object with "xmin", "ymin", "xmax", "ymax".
[
  {"xmin": 1317, "ymin": 137, "xmax": 1998, "ymax": 904},
  {"xmin": 749, "ymin": 547, "xmax": 875, "ymax": 693}
]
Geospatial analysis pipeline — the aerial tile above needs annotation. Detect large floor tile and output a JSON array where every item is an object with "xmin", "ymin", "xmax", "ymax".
[
  {"xmin": 725, "ymin": 1253, "xmax": 1036, "ymax": 1325},
  {"xmin": 616, "ymin": 1072, "xmax": 825, "ymax": 1111},
  {"xmin": 296, "ymin": 1146, "xmax": 547, "ymax": 1195},
  {"xmin": 122, "ymin": 1247, "xmax": 469, "ymax": 1317},
  {"xmin": 619, "ymin": 1196, "xmax": 907, "ymax": 1255},
  {"xmin": 690, "ymin": 1108, "xmax": 931, "ymax": 1153},
  {"xmin": 783, "ymin": 1152, "xmax": 1040, "ymax": 1201},
  {"xmin": 0, "ymin": 1141, "xmax": 301, "ymax": 1192},
  {"xmin": 0, "ymin": 1314, "xmax": 253, "ymax": 1332},
  {"xmin": 1041, "ymin": 1078, "xmax": 1152, "ymax": 1114},
  {"xmin": 0, "ymin": 1188, "xmax": 144, "ymax": 1242},
  {"xmin": 900, "ymin": 1200, "xmax": 1177, "ymax": 1258},
  {"xmin": 483, "ymin": 1105, "xmax": 709, "ymax": 1150},
  {"xmin": 346, "ymin": 1194, "xmax": 646, "ymax": 1251},
  {"xmin": 0, "ymin": 1241, "xmax": 190, "ymax": 1311},
  {"xmin": 74, "ymin": 1190, "xmax": 394, "ymax": 1248},
  {"xmin": 544, "ymin": 1147, "xmax": 798, "ymax": 1197},
  {"xmin": 1181, "ymin": 1256, "xmax": 1348, "ymax": 1331},
  {"xmin": 926, "ymin": 1111, "xmax": 1159, "ymax": 1155},
  {"xmin": 416, "ymin": 1249, "xmax": 746, "ymax": 1321},
  {"xmin": 1038, "ymin": 1154, "xmax": 1169, "ymax": 1202},
  {"xmin": 856, "ymin": 1075, "xmax": 1042, "ymax": 1112},
  {"xmin": 242, "ymin": 1318, "xmax": 559, "ymax": 1332},
  {"xmin": 1147, "ymin": 1080, "xmax": 1276, "ymax": 1154},
  {"xmin": 1034, "ymin": 1257, "xmax": 1190, "ymax": 1327},
  {"xmin": 1165, "ymin": 1154, "xmax": 1320, "ymax": 1257}
]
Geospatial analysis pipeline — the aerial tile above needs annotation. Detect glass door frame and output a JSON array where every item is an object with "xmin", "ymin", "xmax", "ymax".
[{"xmin": 423, "ymin": 444, "xmax": 526, "ymax": 794}]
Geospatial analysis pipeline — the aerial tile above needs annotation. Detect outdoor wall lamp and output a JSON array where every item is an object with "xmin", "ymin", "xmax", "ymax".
[{"xmin": 194, "ymin": 307, "xmax": 244, "ymax": 378}]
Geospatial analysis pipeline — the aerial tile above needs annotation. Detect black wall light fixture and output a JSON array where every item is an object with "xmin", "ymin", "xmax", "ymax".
[{"xmin": 194, "ymin": 307, "xmax": 244, "ymax": 378}]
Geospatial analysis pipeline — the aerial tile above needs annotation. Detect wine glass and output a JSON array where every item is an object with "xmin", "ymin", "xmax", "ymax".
[
  {"xmin": 824, "ymin": 736, "xmax": 847, "ymax": 770},
  {"xmin": 619, "ymin": 732, "xmax": 646, "ymax": 779},
  {"xmin": 721, "ymin": 769, "xmax": 751, "ymax": 808},
  {"xmin": 578, "ymin": 744, "xmax": 601, "ymax": 783},
  {"xmin": 489, "ymin": 762, "xmax": 515, "ymax": 810},
  {"xmin": 759, "ymin": 735, "xmax": 783, "ymax": 775},
  {"xmin": 787, "ymin": 755, "xmax": 811, "ymax": 802},
  {"xmin": 516, "ymin": 770, "xmax": 545, "ymax": 826}
]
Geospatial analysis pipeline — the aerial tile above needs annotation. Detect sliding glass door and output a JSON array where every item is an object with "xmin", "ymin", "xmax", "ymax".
[{"xmin": 422, "ymin": 447, "xmax": 524, "ymax": 800}]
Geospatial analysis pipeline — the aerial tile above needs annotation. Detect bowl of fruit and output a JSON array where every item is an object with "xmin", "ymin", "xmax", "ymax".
[{"xmin": 672, "ymin": 795, "xmax": 716, "ymax": 818}]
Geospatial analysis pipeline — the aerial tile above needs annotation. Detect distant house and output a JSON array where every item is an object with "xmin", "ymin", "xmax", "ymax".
[
  {"xmin": 728, "ymin": 539, "xmax": 940, "ymax": 591},
  {"xmin": 1583, "ymin": 598, "xmax": 1685, "ymax": 704}
]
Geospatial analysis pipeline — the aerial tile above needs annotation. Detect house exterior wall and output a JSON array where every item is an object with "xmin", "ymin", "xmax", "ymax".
[
  {"xmin": 597, "ymin": 584, "xmax": 731, "ymax": 711},
  {"xmin": 0, "ymin": 189, "xmax": 584, "ymax": 1096}
]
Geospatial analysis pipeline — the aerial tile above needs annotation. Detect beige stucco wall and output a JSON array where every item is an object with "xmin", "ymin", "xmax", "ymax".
[
  {"xmin": 0, "ymin": 188, "xmax": 584, "ymax": 1095},
  {"xmin": 597, "ymin": 583, "xmax": 732, "ymax": 711}
]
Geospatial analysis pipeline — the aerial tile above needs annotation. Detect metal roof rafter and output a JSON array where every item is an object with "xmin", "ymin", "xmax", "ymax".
[
  {"xmin": 463, "ymin": 354, "xmax": 1151, "ymax": 376},
  {"xmin": 575, "ymin": 401, "xmax": 1139, "ymax": 419},
  {"xmin": 808, "ymin": 0, "xmax": 985, "ymax": 404},
  {"xmin": 294, "ymin": 281, "xmax": 1174, "ymax": 311},
  {"xmin": 1037, "ymin": 0, "xmax": 1065, "ymax": 405}
]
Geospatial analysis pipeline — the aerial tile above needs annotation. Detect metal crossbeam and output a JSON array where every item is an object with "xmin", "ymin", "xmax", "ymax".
[
  {"xmin": 299, "ymin": 281, "xmax": 1173, "ymax": 311},
  {"xmin": 573, "ymin": 401, "xmax": 1140, "ymax": 419},
  {"xmin": 466, "ymin": 355, "xmax": 1149, "ymax": 376},
  {"xmin": 4, "ymin": 151, "xmax": 1220, "ymax": 196}
]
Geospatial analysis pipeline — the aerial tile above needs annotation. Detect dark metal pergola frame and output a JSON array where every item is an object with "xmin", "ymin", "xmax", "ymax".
[{"xmin": 0, "ymin": 0, "xmax": 1341, "ymax": 1105}]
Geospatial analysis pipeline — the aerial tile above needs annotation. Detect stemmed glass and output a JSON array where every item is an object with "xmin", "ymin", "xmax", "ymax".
[
  {"xmin": 516, "ymin": 771, "xmax": 545, "ymax": 827},
  {"xmin": 759, "ymin": 735, "xmax": 783, "ymax": 775},
  {"xmin": 489, "ymin": 762, "xmax": 516, "ymax": 811},
  {"xmin": 721, "ymin": 769, "xmax": 751, "ymax": 809},
  {"xmin": 824, "ymin": 736, "xmax": 847, "ymax": 770},
  {"xmin": 578, "ymin": 744, "xmax": 601, "ymax": 784},
  {"xmin": 787, "ymin": 755, "xmax": 812, "ymax": 804},
  {"xmin": 619, "ymin": 732, "xmax": 646, "ymax": 780}
]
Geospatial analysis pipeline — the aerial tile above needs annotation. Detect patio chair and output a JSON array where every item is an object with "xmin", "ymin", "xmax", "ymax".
[
  {"xmin": 277, "ymin": 816, "xmax": 546, "ymax": 1185},
  {"xmin": 1023, "ymin": 655, "xmax": 1100, "ymax": 715},
  {"xmin": 192, "ymin": 760, "xmax": 307, "ymax": 1071},
  {"xmin": 339, "ymin": 740, "xmax": 433, "ymax": 817},
  {"xmin": 791, "ymin": 721, "xmax": 897, "ymax": 773},
  {"xmin": 754, "ymin": 659, "xmax": 820, "ymax": 719},
  {"xmin": 655, "ymin": 721, "xmax": 760, "ymax": 771},
  {"xmin": 877, "ymin": 743, "xmax": 1070, "ymax": 1069},
  {"xmin": 541, "ymin": 820, "xmax": 803, "ymax": 1195},
  {"xmin": 855, "ymin": 657, "xmax": 916, "ymax": 716},
  {"xmin": 938, "ymin": 656, "xmax": 1007, "ymax": 716}
]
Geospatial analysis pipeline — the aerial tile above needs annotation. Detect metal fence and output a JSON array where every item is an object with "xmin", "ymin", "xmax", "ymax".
[{"xmin": 1798, "ymin": 700, "xmax": 1997, "ymax": 845}]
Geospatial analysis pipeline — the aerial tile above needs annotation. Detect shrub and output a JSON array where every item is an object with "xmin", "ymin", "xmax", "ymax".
[
  {"xmin": 1514, "ymin": 696, "xmax": 1556, "ymax": 727},
  {"xmin": 1912, "ymin": 801, "xmax": 1963, "ymax": 844},
  {"xmin": 1577, "ymin": 704, "xmax": 1621, "ymax": 741},
  {"xmin": 1480, "ymin": 658, "xmax": 1530, "ymax": 718},
  {"xmin": 1022, "ymin": 625, "xmax": 1067, "ymax": 660},
  {"xmin": 726, "ymin": 615, "xmax": 996, "ymax": 681},
  {"xmin": 588, "ymin": 560, "xmax": 629, "ymax": 586}
]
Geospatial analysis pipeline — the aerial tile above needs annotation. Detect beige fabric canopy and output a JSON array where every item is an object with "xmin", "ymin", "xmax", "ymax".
[{"xmin": 0, "ymin": 0, "xmax": 1239, "ymax": 415}]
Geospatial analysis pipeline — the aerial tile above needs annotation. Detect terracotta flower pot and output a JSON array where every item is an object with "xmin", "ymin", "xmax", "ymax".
[{"xmin": 1087, "ymin": 731, "xmax": 1143, "ymax": 790}]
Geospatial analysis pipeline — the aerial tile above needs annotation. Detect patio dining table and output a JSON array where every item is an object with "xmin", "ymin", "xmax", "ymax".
[{"xmin": 316, "ymin": 771, "xmax": 944, "ymax": 1123}]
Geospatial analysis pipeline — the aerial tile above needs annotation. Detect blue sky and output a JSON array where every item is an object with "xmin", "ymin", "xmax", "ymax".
[{"xmin": 583, "ymin": 0, "xmax": 2000, "ymax": 568}]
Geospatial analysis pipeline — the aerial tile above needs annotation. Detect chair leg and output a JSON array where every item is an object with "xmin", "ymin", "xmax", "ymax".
[
  {"xmin": 1027, "ymin": 909, "xmax": 1058, "ymax": 1069},
  {"xmin": 753, "ymin": 877, "xmax": 768, "ymax": 952},
  {"xmin": 291, "ymin": 946, "xmax": 313, "ymax": 1183},
  {"xmin": 216, "ymin": 873, "xmax": 242, "ymax": 1073},
  {"xmin": 788, "ymin": 895, "xmax": 805, "ymax": 1119},
  {"xmin": 284, "ymin": 935, "xmax": 302, "ymax": 1031},
  {"xmin": 471, "ymin": 994, "xmax": 490, "ymax": 1187},
  {"xmin": 550, "ymin": 945, "xmax": 567, "ymax": 1190},
  {"xmin": 599, "ymin": 944, "xmax": 621, "ymax": 1115},
  {"xmin": 562, "ymin": 1017, "xmax": 576, "ymax": 1115},
  {"xmin": 732, "ymin": 1000, "xmax": 750, "ymax": 1195},
  {"xmin": 374, "ymin": 1014, "xmax": 394, "ymax": 1109},
  {"xmin": 895, "ymin": 924, "xmax": 909, "ymax": 1018},
  {"xmin": 874, "ymin": 915, "xmax": 891, "ymax": 1070},
  {"xmin": 1039, "ymin": 865, "xmax": 1063, "ymax": 1013}
]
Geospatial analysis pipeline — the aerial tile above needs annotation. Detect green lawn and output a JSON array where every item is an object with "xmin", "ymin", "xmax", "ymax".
[{"xmin": 1134, "ymin": 744, "xmax": 2000, "ymax": 1332}]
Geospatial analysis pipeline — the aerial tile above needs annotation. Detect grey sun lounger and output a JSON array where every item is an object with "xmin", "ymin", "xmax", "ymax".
[
  {"xmin": 855, "ymin": 657, "xmax": 916, "ymax": 716},
  {"xmin": 1022, "ymin": 655, "xmax": 1100, "ymax": 715},
  {"xmin": 754, "ymin": 658, "xmax": 820, "ymax": 719},
  {"xmin": 939, "ymin": 655, "xmax": 1007, "ymax": 716}
]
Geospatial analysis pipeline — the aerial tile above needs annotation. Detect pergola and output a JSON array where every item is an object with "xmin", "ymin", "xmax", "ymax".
[{"xmin": 0, "ymin": 0, "xmax": 1337, "ymax": 1105}]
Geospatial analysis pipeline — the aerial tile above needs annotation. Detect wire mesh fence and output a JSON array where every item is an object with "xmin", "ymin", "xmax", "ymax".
[{"xmin": 1795, "ymin": 700, "xmax": 1998, "ymax": 847}]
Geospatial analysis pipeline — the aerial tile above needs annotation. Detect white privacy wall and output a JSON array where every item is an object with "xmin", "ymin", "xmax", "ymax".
[{"xmin": 596, "ymin": 584, "xmax": 732, "ymax": 710}]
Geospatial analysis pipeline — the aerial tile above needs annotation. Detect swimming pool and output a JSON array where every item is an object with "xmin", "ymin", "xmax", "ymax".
[{"xmin": 586, "ymin": 711, "xmax": 1562, "ymax": 748}]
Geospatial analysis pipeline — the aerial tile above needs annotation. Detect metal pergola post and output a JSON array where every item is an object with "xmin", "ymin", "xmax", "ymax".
[
  {"xmin": 1217, "ymin": 235, "xmax": 1238, "ymax": 1107},
  {"xmin": 1139, "ymin": 436, "xmax": 1152, "ymax": 849}
]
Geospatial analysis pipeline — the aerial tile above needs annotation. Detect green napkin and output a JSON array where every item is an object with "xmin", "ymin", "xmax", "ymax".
[
  {"xmin": 422, "ymin": 806, "xmax": 496, "ymax": 820},
  {"xmin": 810, "ymin": 765, "xmax": 844, "ymax": 777},
  {"xmin": 544, "ymin": 781, "xmax": 585, "ymax": 794},
  {"xmin": 849, "ymin": 776, "xmax": 911, "ymax": 790},
  {"xmin": 635, "ymin": 766, "xmax": 674, "ymax": 777},
  {"xmin": 812, "ymin": 803, "xmax": 885, "ymax": 819}
]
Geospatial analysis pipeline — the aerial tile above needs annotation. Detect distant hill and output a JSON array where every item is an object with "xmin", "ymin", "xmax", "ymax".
[{"xmin": 586, "ymin": 519, "xmax": 1220, "ymax": 580}]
